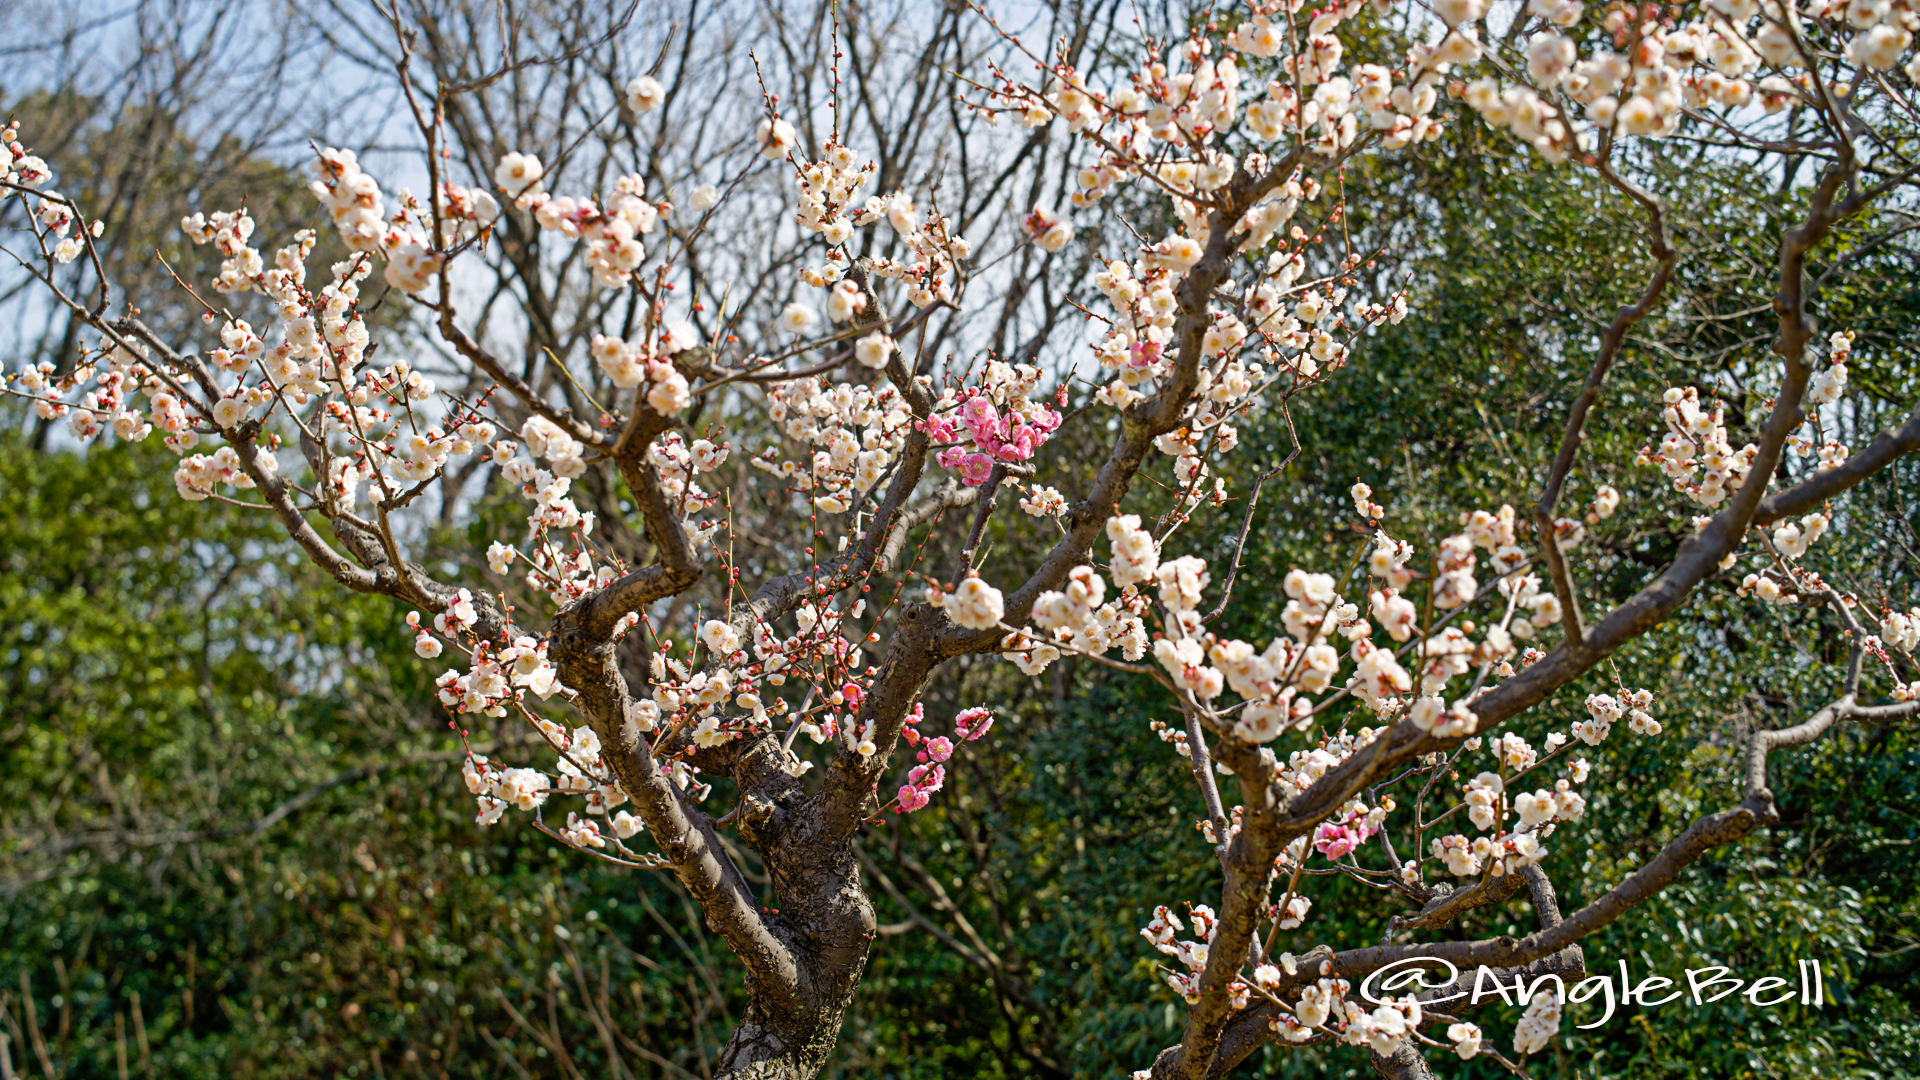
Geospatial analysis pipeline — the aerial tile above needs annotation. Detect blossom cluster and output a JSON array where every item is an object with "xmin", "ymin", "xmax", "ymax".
[
  {"xmin": 1575, "ymin": 687, "xmax": 1662, "ymax": 743},
  {"xmin": 1030, "ymin": 564, "xmax": 1151, "ymax": 663},
  {"xmin": 1883, "ymin": 608, "xmax": 1920, "ymax": 701},
  {"xmin": 1639, "ymin": 386, "xmax": 1759, "ymax": 509},
  {"xmin": 1083, "ymin": 221, "xmax": 1406, "ymax": 421},
  {"xmin": 997, "ymin": 0, "xmax": 1444, "ymax": 188},
  {"xmin": 308, "ymin": 146, "xmax": 499, "ymax": 293},
  {"xmin": 779, "ymin": 134, "xmax": 973, "ymax": 315},
  {"xmin": 926, "ymin": 363, "xmax": 1065, "ymax": 484},
  {"xmin": 1456, "ymin": 0, "xmax": 1920, "ymax": 161},
  {"xmin": 748, "ymin": 373, "xmax": 915, "ymax": 514},
  {"xmin": 1, "ymin": 123, "xmax": 52, "ymax": 190},
  {"xmin": 893, "ymin": 706, "xmax": 996, "ymax": 812},
  {"xmin": 463, "ymin": 718, "xmax": 642, "ymax": 840},
  {"xmin": 435, "ymin": 587, "xmax": 994, "ymax": 831},
  {"xmin": 1, "ymin": 122, "xmax": 80, "ymax": 262},
  {"xmin": 2, "ymin": 144, "xmax": 531, "ymax": 539},
  {"xmin": 1427, "ymin": 747, "xmax": 1593, "ymax": 879},
  {"xmin": 514, "ymin": 167, "xmax": 664, "ymax": 289},
  {"xmin": 1796, "ymin": 331, "xmax": 1855, "ymax": 469},
  {"xmin": 1267, "ymin": 967, "xmax": 1426, "ymax": 1058},
  {"xmin": 960, "ymin": 492, "xmax": 1600, "ymax": 750},
  {"xmin": 787, "ymin": 137, "xmax": 875, "ymax": 247},
  {"xmin": 591, "ymin": 323, "xmax": 697, "ymax": 412},
  {"xmin": 1884, "ymin": 608, "xmax": 1920, "ymax": 654}
]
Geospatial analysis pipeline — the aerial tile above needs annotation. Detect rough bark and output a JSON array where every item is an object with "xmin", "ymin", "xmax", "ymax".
[{"xmin": 1369, "ymin": 1043, "xmax": 1436, "ymax": 1080}]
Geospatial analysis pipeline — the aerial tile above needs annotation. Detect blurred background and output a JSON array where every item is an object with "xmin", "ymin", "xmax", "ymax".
[{"xmin": 4, "ymin": 0, "xmax": 1919, "ymax": 1076}]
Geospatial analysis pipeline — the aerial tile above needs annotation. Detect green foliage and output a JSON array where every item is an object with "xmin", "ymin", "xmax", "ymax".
[{"xmin": 1, "ymin": 439, "xmax": 742, "ymax": 1078}]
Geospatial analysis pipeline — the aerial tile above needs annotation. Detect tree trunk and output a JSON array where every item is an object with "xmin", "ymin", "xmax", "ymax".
[
  {"xmin": 711, "ymin": 740, "xmax": 880, "ymax": 1080},
  {"xmin": 713, "ymin": 992, "xmax": 864, "ymax": 1079}
]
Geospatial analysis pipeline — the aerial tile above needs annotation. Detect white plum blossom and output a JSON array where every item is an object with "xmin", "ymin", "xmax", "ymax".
[
  {"xmin": 941, "ymin": 573, "xmax": 1005, "ymax": 630},
  {"xmin": 625, "ymin": 75, "xmax": 665, "ymax": 112},
  {"xmin": 1513, "ymin": 989, "xmax": 1562, "ymax": 1055},
  {"xmin": 494, "ymin": 151, "xmax": 544, "ymax": 197}
]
